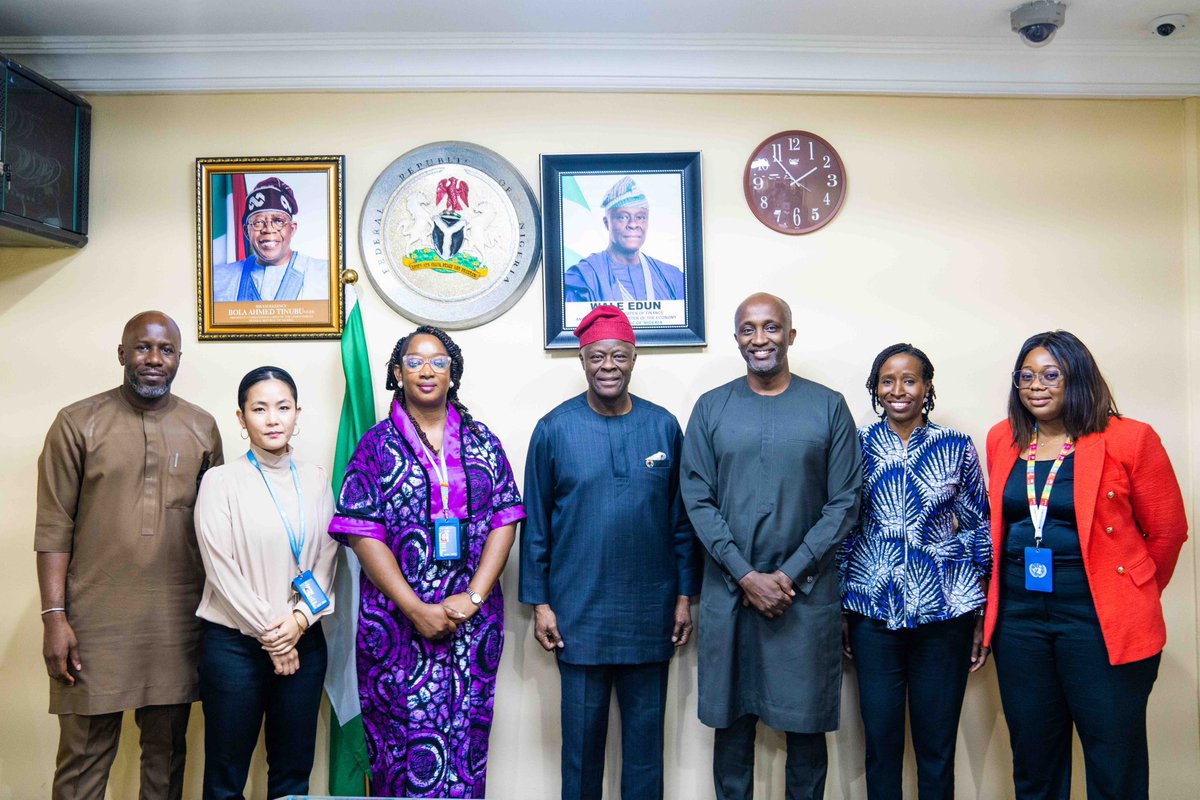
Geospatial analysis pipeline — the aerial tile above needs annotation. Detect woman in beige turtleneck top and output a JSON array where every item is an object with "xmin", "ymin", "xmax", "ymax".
[{"xmin": 193, "ymin": 366, "xmax": 337, "ymax": 800}]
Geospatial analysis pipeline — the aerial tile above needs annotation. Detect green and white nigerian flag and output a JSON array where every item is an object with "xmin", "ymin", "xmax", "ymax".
[
  {"xmin": 559, "ymin": 173, "xmax": 593, "ymax": 268},
  {"xmin": 323, "ymin": 283, "xmax": 375, "ymax": 795},
  {"xmin": 211, "ymin": 173, "xmax": 237, "ymax": 264}
]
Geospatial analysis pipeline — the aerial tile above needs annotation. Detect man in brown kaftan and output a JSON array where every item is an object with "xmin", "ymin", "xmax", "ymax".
[{"xmin": 35, "ymin": 311, "xmax": 223, "ymax": 800}]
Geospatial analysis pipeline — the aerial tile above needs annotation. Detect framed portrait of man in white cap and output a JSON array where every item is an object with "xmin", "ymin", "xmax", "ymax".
[
  {"xmin": 541, "ymin": 152, "xmax": 705, "ymax": 349},
  {"xmin": 196, "ymin": 155, "xmax": 344, "ymax": 340}
]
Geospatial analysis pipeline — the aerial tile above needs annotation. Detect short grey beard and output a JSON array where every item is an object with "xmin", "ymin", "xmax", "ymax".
[
  {"xmin": 744, "ymin": 354, "xmax": 782, "ymax": 376},
  {"xmin": 127, "ymin": 374, "xmax": 172, "ymax": 400}
]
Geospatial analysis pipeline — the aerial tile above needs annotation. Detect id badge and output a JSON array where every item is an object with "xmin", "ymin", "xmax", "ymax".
[
  {"xmin": 1024, "ymin": 547, "xmax": 1054, "ymax": 593},
  {"xmin": 292, "ymin": 570, "xmax": 330, "ymax": 614},
  {"xmin": 435, "ymin": 517, "xmax": 462, "ymax": 561}
]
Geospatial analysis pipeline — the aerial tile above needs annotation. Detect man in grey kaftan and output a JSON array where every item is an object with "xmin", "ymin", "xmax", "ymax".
[{"xmin": 680, "ymin": 293, "xmax": 861, "ymax": 800}]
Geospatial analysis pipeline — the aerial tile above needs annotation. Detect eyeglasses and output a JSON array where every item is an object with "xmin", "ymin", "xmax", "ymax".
[
  {"xmin": 402, "ymin": 355, "xmax": 452, "ymax": 372},
  {"xmin": 246, "ymin": 215, "xmax": 292, "ymax": 232},
  {"xmin": 1012, "ymin": 368, "xmax": 1063, "ymax": 389}
]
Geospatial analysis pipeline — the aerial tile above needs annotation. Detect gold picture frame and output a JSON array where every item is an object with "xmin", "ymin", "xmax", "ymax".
[{"xmin": 196, "ymin": 155, "xmax": 345, "ymax": 340}]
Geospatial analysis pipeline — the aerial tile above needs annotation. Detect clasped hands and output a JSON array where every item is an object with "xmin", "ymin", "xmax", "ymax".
[
  {"xmin": 408, "ymin": 592, "xmax": 480, "ymax": 641},
  {"xmin": 739, "ymin": 570, "xmax": 796, "ymax": 619},
  {"xmin": 260, "ymin": 610, "xmax": 308, "ymax": 676}
]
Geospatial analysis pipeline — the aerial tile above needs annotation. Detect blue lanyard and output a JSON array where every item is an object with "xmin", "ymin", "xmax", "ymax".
[{"xmin": 246, "ymin": 450, "xmax": 305, "ymax": 570}]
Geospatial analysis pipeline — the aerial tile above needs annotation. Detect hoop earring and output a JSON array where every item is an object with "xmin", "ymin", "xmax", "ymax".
[
  {"xmin": 240, "ymin": 428, "xmax": 249, "ymax": 440},
  {"xmin": 292, "ymin": 426, "xmax": 300, "ymax": 437}
]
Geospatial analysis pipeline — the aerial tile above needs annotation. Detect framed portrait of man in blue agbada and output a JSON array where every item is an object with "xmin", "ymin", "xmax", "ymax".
[
  {"xmin": 196, "ymin": 155, "xmax": 345, "ymax": 340},
  {"xmin": 541, "ymin": 152, "xmax": 705, "ymax": 349}
]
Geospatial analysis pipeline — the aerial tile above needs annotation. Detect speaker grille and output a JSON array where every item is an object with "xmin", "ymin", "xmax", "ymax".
[
  {"xmin": 0, "ymin": 64, "xmax": 8, "ymax": 129},
  {"xmin": 76, "ymin": 109, "xmax": 90, "ymax": 234}
]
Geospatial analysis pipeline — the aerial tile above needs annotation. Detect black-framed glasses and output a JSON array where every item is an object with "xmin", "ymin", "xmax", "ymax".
[
  {"xmin": 402, "ymin": 355, "xmax": 452, "ymax": 372},
  {"xmin": 246, "ymin": 215, "xmax": 292, "ymax": 232},
  {"xmin": 1012, "ymin": 368, "xmax": 1063, "ymax": 389}
]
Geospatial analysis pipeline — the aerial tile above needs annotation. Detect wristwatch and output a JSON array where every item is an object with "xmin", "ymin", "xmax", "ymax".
[{"xmin": 467, "ymin": 588, "xmax": 484, "ymax": 607}]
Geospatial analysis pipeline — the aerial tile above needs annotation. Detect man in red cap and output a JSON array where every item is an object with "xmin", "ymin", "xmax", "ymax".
[{"xmin": 520, "ymin": 305, "xmax": 700, "ymax": 800}]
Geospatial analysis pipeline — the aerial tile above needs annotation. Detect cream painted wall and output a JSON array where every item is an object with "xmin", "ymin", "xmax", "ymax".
[{"xmin": 0, "ymin": 92, "xmax": 1196, "ymax": 800}]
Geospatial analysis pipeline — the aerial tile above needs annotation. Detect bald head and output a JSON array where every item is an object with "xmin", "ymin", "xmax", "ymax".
[
  {"xmin": 734, "ymin": 292, "xmax": 792, "ymax": 332},
  {"xmin": 122, "ymin": 311, "xmax": 180, "ymax": 344},
  {"xmin": 734, "ymin": 292, "xmax": 796, "ymax": 380},
  {"xmin": 118, "ymin": 311, "xmax": 183, "ymax": 405}
]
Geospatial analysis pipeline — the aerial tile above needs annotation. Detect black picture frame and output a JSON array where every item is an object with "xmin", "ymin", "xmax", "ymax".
[{"xmin": 541, "ymin": 152, "xmax": 705, "ymax": 349}]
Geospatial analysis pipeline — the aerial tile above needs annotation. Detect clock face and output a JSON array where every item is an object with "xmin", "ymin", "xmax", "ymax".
[{"xmin": 743, "ymin": 131, "xmax": 847, "ymax": 235}]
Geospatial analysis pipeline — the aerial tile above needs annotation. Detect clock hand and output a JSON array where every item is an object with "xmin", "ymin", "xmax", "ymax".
[
  {"xmin": 774, "ymin": 159, "xmax": 813, "ymax": 191},
  {"xmin": 773, "ymin": 158, "xmax": 799, "ymax": 184}
]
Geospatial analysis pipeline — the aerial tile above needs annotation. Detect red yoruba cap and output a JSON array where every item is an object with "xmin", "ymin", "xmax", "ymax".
[{"xmin": 573, "ymin": 305, "xmax": 636, "ymax": 347}]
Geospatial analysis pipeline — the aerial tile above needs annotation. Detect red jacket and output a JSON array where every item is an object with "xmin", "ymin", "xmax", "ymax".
[{"xmin": 982, "ymin": 416, "xmax": 1188, "ymax": 665}]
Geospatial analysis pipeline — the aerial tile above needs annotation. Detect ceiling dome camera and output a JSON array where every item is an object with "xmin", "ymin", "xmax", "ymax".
[
  {"xmin": 1011, "ymin": 1, "xmax": 1067, "ymax": 48},
  {"xmin": 1150, "ymin": 15, "xmax": 1189, "ymax": 38}
]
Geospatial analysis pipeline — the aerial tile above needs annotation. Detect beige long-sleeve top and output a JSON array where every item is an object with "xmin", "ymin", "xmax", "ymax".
[{"xmin": 194, "ymin": 444, "xmax": 337, "ymax": 638}]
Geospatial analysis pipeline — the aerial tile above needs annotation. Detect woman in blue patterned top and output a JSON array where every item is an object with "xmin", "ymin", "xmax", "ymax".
[{"xmin": 838, "ymin": 343, "xmax": 992, "ymax": 800}]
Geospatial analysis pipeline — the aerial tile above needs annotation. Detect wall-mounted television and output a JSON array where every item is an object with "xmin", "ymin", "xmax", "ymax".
[{"xmin": 0, "ymin": 53, "xmax": 91, "ymax": 248}]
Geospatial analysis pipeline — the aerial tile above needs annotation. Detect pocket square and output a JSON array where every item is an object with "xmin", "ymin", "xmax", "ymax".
[{"xmin": 645, "ymin": 451, "xmax": 667, "ymax": 468}]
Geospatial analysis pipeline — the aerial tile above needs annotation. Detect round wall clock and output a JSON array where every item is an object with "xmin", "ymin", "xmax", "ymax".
[
  {"xmin": 743, "ymin": 131, "xmax": 847, "ymax": 235},
  {"xmin": 360, "ymin": 141, "xmax": 542, "ymax": 329}
]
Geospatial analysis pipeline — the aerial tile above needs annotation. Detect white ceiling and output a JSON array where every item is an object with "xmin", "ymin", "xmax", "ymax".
[
  {"xmin": 1, "ymin": 0, "xmax": 1199, "ymax": 96},
  {"xmin": 1, "ymin": 0, "xmax": 1196, "ymax": 39}
]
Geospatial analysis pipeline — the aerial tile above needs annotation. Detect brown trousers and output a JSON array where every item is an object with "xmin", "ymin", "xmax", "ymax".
[{"xmin": 53, "ymin": 704, "xmax": 190, "ymax": 800}]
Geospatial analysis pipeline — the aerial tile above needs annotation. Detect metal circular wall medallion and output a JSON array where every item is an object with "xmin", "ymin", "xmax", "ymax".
[{"xmin": 360, "ymin": 141, "xmax": 542, "ymax": 329}]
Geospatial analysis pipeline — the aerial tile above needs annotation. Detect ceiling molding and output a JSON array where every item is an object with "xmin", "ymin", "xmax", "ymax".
[{"xmin": 3, "ymin": 33, "xmax": 1199, "ymax": 98}]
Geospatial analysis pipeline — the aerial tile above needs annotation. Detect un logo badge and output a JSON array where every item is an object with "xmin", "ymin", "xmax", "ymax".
[{"xmin": 1029, "ymin": 563, "xmax": 1048, "ymax": 579}]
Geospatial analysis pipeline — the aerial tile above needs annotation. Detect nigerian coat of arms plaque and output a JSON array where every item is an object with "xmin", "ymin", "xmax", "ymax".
[{"xmin": 360, "ymin": 141, "xmax": 542, "ymax": 329}]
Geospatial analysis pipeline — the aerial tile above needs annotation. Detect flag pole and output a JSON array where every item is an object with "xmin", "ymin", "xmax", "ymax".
[{"xmin": 324, "ymin": 267, "xmax": 375, "ymax": 796}]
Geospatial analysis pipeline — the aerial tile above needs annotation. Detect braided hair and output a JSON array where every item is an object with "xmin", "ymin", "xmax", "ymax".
[
  {"xmin": 385, "ymin": 325, "xmax": 480, "ymax": 452},
  {"xmin": 866, "ymin": 342, "xmax": 936, "ymax": 420}
]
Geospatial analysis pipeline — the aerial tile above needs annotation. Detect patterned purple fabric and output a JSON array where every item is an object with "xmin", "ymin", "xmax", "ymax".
[{"xmin": 330, "ymin": 401, "xmax": 525, "ymax": 798}]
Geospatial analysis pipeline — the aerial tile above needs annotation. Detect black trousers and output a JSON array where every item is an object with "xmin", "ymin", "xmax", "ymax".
[
  {"xmin": 992, "ymin": 562, "xmax": 1160, "ymax": 800},
  {"xmin": 557, "ymin": 660, "xmax": 670, "ymax": 800},
  {"xmin": 197, "ymin": 620, "xmax": 327, "ymax": 800},
  {"xmin": 713, "ymin": 714, "xmax": 827, "ymax": 800},
  {"xmin": 847, "ymin": 611, "xmax": 976, "ymax": 800}
]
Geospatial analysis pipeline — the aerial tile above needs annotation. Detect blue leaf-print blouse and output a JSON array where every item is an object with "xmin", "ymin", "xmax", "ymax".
[{"xmin": 838, "ymin": 420, "xmax": 991, "ymax": 629}]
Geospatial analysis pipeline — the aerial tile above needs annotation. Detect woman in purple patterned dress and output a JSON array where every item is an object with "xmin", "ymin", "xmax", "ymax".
[{"xmin": 329, "ymin": 326, "xmax": 525, "ymax": 798}]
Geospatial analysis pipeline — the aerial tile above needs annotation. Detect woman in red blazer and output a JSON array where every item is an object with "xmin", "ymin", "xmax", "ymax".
[{"xmin": 983, "ymin": 330, "xmax": 1187, "ymax": 800}]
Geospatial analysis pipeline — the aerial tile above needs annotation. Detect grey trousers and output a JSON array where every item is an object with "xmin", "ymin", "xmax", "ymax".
[
  {"xmin": 52, "ymin": 704, "xmax": 190, "ymax": 800},
  {"xmin": 713, "ymin": 714, "xmax": 828, "ymax": 800}
]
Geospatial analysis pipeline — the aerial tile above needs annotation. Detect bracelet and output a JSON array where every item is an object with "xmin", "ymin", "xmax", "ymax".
[
  {"xmin": 292, "ymin": 608, "xmax": 310, "ymax": 633},
  {"xmin": 41, "ymin": 607, "xmax": 67, "ymax": 616}
]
